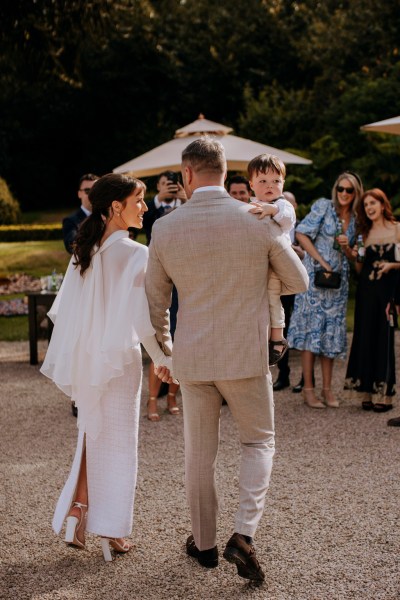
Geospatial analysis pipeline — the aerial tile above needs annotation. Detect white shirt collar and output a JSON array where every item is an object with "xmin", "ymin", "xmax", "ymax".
[
  {"xmin": 80, "ymin": 205, "xmax": 91, "ymax": 217},
  {"xmin": 154, "ymin": 195, "xmax": 182, "ymax": 210},
  {"xmin": 192, "ymin": 186, "xmax": 226, "ymax": 194}
]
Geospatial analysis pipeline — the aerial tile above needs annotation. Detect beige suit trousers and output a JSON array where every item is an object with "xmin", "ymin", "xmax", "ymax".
[{"xmin": 181, "ymin": 374, "xmax": 275, "ymax": 551}]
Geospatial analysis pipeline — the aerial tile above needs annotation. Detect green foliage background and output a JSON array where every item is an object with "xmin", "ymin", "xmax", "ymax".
[
  {"xmin": 0, "ymin": 177, "xmax": 21, "ymax": 224},
  {"xmin": 0, "ymin": 0, "xmax": 399, "ymax": 210}
]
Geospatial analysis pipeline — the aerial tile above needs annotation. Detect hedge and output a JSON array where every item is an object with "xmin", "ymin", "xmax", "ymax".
[
  {"xmin": 0, "ymin": 224, "xmax": 63, "ymax": 242},
  {"xmin": 0, "ymin": 177, "xmax": 21, "ymax": 224}
]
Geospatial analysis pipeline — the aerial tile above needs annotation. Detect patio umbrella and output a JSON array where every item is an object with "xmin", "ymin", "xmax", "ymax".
[
  {"xmin": 360, "ymin": 116, "xmax": 400, "ymax": 135},
  {"xmin": 113, "ymin": 115, "xmax": 311, "ymax": 176}
]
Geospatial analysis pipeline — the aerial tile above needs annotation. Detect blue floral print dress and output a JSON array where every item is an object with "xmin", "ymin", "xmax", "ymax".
[{"xmin": 287, "ymin": 198, "xmax": 356, "ymax": 359}]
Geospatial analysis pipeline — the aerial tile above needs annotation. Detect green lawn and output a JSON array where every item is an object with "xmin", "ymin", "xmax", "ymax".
[
  {"xmin": 0, "ymin": 240, "xmax": 70, "ymax": 278},
  {"xmin": 0, "ymin": 235, "xmax": 148, "ymax": 340},
  {"xmin": 0, "ymin": 315, "xmax": 28, "ymax": 341}
]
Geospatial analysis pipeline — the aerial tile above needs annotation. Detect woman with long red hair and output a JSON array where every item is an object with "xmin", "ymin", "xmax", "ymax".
[{"xmin": 345, "ymin": 188, "xmax": 400, "ymax": 412}]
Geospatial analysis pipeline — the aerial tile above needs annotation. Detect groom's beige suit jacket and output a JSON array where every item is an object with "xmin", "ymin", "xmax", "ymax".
[{"xmin": 145, "ymin": 190, "xmax": 308, "ymax": 382}]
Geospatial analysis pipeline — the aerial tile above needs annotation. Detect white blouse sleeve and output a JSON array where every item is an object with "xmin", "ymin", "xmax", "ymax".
[
  {"xmin": 272, "ymin": 197, "xmax": 296, "ymax": 232},
  {"xmin": 41, "ymin": 233, "xmax": 159, "ymax": 439}
]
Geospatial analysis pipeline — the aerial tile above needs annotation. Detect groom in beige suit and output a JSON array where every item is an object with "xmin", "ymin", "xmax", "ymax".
[{"xmin": 145, "ymin": 138, "xmax": 308, "ymax": 583}]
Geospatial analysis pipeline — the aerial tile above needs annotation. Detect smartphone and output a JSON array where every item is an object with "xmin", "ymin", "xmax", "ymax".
[{"xmin": 166, "ymin": 172, "xmax": 179, "ymax": 185}]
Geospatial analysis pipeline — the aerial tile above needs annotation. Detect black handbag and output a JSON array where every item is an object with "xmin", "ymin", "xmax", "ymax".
[{"xmin": 314, "ymin": 269, "xmax": 341, "ymax": 289}]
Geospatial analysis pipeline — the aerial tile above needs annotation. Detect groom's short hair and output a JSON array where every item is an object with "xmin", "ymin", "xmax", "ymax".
[{"xmin": 182, "ymin": 137, "xmax": 226, "ymax": 174}]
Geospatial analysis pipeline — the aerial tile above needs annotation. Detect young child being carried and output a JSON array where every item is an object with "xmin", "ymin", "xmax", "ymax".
[{"xmin": 247, "ymin": 154, "xmax": 296, "ymax": 366}]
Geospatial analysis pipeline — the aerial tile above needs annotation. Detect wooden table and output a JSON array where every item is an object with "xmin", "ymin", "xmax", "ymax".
[{"xmin": 27, "ymin": 291, "xmax": 56, "ymax": 365}]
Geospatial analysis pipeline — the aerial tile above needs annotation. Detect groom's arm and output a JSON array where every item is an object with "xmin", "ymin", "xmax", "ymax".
[
  {"xmin": 269, "ymin": 232, "xmax": 309, "ymax": 296},
  {"xmin": 145, "ymin": 235, "xmax": 174, "ymax": 356}
]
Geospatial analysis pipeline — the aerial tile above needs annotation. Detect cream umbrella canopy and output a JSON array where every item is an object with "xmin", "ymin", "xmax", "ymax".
[
  {"xmin": 113, "ymin": 115, "xmax": 311, "ymax": 176},
  {"xmin": 361, "ymin": 116, "xmax": 400, "ymax": 135}
]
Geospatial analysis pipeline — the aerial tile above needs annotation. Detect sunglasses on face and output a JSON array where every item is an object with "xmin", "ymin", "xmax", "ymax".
[
  {"xmin": 80, "ymin": 188, "xmax": 92, "ymax": 194},
  {"xmin": 337, "ymin": 185, "xmax": 355, "ymax": 194}
]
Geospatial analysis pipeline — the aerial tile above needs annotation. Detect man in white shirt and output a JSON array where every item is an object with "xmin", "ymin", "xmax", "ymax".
[{"xmin": 143, "ymin": 171, "xmax": 187, "ymax": 244}]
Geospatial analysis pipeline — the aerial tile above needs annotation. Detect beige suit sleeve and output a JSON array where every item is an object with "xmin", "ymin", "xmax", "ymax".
[
  {"xmin": 145, "ymin": 235, "xmax": 173, "ymax": 356},
  {"xmin": 269, "ymin": 232, "xmax": 309, "ymax": 296}
]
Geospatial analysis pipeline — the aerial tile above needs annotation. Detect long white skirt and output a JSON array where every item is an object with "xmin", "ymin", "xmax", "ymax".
[{"xmin": 52, "ymin": 347, "xmax": 142, "ymax": 538}]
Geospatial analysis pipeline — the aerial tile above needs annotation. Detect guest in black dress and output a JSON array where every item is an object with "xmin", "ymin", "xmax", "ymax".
[{"xmin": 345, "ymin": 189, "xmax": 400, "ymax": 412}]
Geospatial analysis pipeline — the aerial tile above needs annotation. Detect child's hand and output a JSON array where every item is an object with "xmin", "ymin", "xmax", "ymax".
[{"xmin": 249, "ymin": 202, "xmax": 278, "ymax": 219}]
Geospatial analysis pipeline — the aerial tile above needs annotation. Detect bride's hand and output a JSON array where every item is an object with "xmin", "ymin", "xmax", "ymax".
[
  {"xmin": 154, "ymin": 357, "xmax": 179, "ymax": 384},
  {"xmin": 154, "ymin": 365, "xmax": 173, "ymax": 383}
]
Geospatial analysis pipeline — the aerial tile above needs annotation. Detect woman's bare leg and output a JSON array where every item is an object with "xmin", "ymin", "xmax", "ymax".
[
  {"xmin": 320, "ymin": 355, "xmax": 334, "ymax": 390},
  {"xmin": 69, "ymin": 446, "xmax": 88, "ymax": 519},
  {"xmin": 302, "ymin": 350, "xmax": 316, "ymax": 389},
  {"xmin": 301, "ymin": 350, "xmax": 325, "ymax": 407},
  {"xmin": 147, "ymin": 362, "xmax": 162, "ymax": 421},
  {"xmin": 320, "ymin": 356, "xmax": 339, "ymax": 406},
  {"xmin": 167, "ymin": 381, "xmax": 180, "ymax": 414}
]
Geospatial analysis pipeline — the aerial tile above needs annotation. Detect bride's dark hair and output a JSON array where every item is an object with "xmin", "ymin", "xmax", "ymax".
[{"xmin": 73, "ymin": 173, "xmax": 145, "ymax": 275}]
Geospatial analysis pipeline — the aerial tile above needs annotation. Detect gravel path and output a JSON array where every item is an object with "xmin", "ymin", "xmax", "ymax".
[{"xmin": 0, "ymin": 340, "xmax": 399, "ymax": 599}]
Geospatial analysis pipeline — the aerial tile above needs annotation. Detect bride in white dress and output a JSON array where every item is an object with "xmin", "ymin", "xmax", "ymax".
[{"xmin": 41, "ymin": 174, "xmax": 174, "ymax": 561}]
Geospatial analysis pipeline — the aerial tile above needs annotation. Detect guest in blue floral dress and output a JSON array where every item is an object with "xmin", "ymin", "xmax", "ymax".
[{"xmin": 287, "ymin": 172, "xmax": 363, "ymax": 408}]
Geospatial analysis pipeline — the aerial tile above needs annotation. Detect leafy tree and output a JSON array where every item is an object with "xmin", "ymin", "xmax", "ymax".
[
  {"xmin": 0, "ymin": 0, "xmax": 114, "ymax": 91},
  {"xmin": 0, "ymin": 0, "xmax": 400, "ymax": 211}
]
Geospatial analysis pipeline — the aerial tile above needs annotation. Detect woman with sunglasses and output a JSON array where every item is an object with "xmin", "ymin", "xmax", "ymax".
[
  {"xmin": 287, "ymin": 172, "xmax": 363, "ymax": 408},
  {"xmin": 345, "ymin": 188, "xmax": 400, "ymax": 412}
]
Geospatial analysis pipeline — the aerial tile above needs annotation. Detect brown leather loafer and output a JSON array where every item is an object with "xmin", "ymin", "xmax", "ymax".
[
  {"xmin": 223, "ymin": 533, "xmax": 265, "ymax": 583},
  {"xmin": 186, "ymin": 535, "xmax": 218, "ymax": 568}
]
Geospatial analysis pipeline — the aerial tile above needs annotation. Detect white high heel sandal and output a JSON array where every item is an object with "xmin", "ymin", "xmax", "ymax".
[
  {"xmin": 101, "ymin": 537, "xmax": 133, "ymax": 562},
  {"xmin": 65, "ymin": 502, "xmax": 88, "ymax": 549}
]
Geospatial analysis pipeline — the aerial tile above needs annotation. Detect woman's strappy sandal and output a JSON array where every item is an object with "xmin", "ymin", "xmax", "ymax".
[
  {"xmin": 302, "ymin": 388, "xmax": 325, "ymax": 409},
  {"xmin": 101, "ymin": 537, "xmax": 134, "ymax": 562},
  {"xmin": 147, "ymin": 396, "xmax": 160, "ymax": 421},
  {"xmin": 167, "ymin": 392, "xmax": 180, "ymax": 415},
  {"xmin": 65, "ymin": 501, "xmax": 88, "ymax": 549}
]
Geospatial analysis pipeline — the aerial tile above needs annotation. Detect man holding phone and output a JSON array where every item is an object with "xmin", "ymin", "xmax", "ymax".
[
  {"xmin": 143, "ymin": 170, "xmax": 187, "ymax": 421},
  {"xmin": 143, "ymin": 170, "xmax": 187, "ymax": 244}
]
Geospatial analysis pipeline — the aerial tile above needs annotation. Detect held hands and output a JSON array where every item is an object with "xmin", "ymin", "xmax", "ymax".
[
  {"xmin": 249, "ymin": 202, "xmax": 278, "ymax": 219},
  {"xmin": 154, "ymin": 356, "xmax": 179, "ymax": 385}
]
